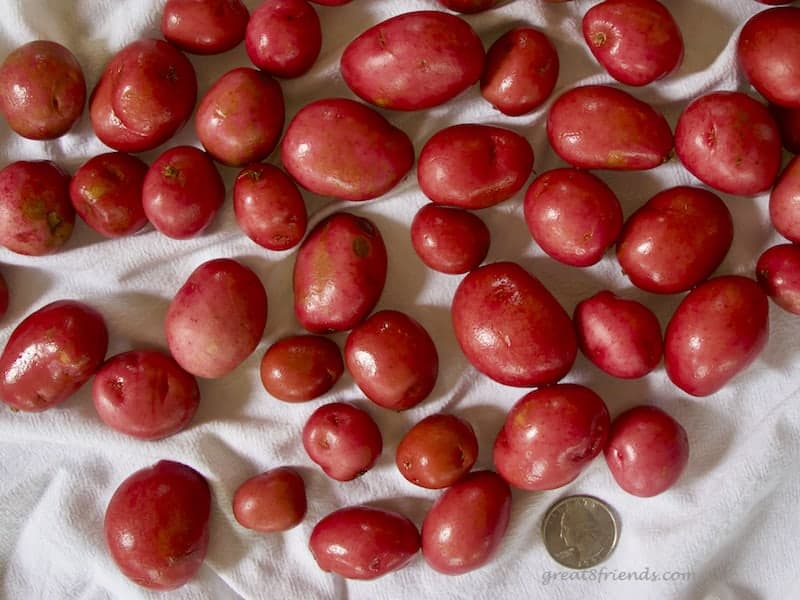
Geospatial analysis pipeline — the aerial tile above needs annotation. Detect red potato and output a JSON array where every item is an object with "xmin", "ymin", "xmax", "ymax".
[
  {"xmin": 310, "ymin": 506, "xmax": 420, "ymax": 580},
  {"xmin": 233, "ymin": 163, "xmax": 307, "ymax": 251},
  {"xmin": 0, "ymin": 300, "xmax": 108, "ymax": 412},
  {"xmin": 233, "ymin": 467, "xmax": 307, "ymax": 532},
  {"xmin": 142, "ymin": 145, "xmax": 225, "ymax": 239},
  {"xmin": 195, "ymin": 67, "xmax": 285, "ymax": 167},
  {"xmin": 582, "ymin": 0, "xmax": 684, "ymax": 87},
  {"xmin": 574, "ymin": 291, "xmax": 663, "ymax": 379},
  {"xmin": 674, "ymin": 91, "xmax": 781, "ymax": 196},
  {"xmin": 89, "ymin": 70, "xmax": 157, "ymax": 153},
  {"xmin": 547, "ymin": 85, "xmax": 673, "ymax": 170},
  {"xmin": 738, "ymin": 7, "xmax": 800, "ymax": 108},
  {"xmin": 410, "ymin": 204, "xmax": 490, "ymax": 274},
  {"xmin": 0, "ymin": 160, "xmax": 73, "ymax": 256},
  {"xmin": 92, "ymin": 350, "xmax": 200, "ymax": 440},
  {"xmin": 161, "ymin": 0, "xmax": 249, "ymax": 55},
  {"xmin": 0, "ymin": 40, "xmax": 85, "ymax": 140},
  {"xmin": 437, "ymin": 0, "xmax": 499, "ymax": 13},
  {"xmin": 166, "ymin": 258, "xmax": 268, "ymax": 379},
  {"xmin": 0, "ymin": 271, "xmax": 7, "ymax": 320},
  {"xmin": 340, "ymin": 11, "xmax": 485, "ymax": 111},
  {"xmin": 770, "ymin": 155, "xmax": 800, "ymax": 244},
  {"xmin": 421, "ymin": 471, "xmax": 511, "ymax": 575},
  {"xmin": 395, "ymin": 413, "xmax": 478, "ymax": 489},
  {"xmin": 104, "ymin": 461, "xmax": 210, "ymax": 590},
  {"xmin": 344, "ymin": 309, "xmax": 439, "ymax": 411},
  {"xmin": 69, "ymin": 152, "xmax": 148, "ymax": 238},
  {"xmin": 605, "ymin": 405, "xmax": 689, "ymax": 497},
  {"xmin": 293, "ymin": 212, "xmax": 387, "ymax": 333},
  {"xmin": 771, "ymin": 104, "xmax": 800, "ymax": 154},
  {"xmin": 451, "ymin": 261, "xmax": 577, "ymax": 387},
  {"xmin": 259, "ymin": 334, "xmax": 343, "ymax": 402},
  {"xmin": 417, "ymin": 124, "xmax": 534, "ymax": 209},
  {"xmin": 616, "ymin": 186, "xmax": 734, "ymax": 294},
  {"xmin": 493, "ymin": 384, "xmax": 610, "ymax": 491},
  {"xmin": 245, "ymin": 0, "xmax": 322, "ymax": 78},
  {"xmin": 523, "ymin": 168, "xmax": 623, "ymax": 267},
  {"xmin": 302, "ymin": 402, "xmax": 382, "ymax": 481},
  {"xmin": 480, "ymin": 27, "xmax": 559, "ymax": 117},
  {"xmin": 664, "ymin": 275, "xmax": 769, "ymax": 397},
  {"xmin": 281, "ymin": 98, "xmax": 414, "ymax": 201},
  {"xmin": 756, "ymin": 244, "xmax": 800, "ymax": 315}
]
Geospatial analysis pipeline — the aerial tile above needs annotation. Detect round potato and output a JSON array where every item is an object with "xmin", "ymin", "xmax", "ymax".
[
  {"xmin": 162, "ymin": 0, "xmax": 249, "ymax": 55},
  {"xmin": 410, "ymin": 204, "xmax": 490, "ymax": 274},
  {"xmin": 259, "ymin": 334, "xmax": 343, "ymax": 402}
]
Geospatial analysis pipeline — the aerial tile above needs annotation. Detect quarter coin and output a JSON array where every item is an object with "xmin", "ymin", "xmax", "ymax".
[{"xmin": 542, "ymin": 494, "xmax": 619, "ymax": 569}]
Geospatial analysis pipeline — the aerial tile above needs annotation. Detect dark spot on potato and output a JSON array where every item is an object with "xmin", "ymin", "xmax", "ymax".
[
  {"xmin": 46, "ymin": 211, "xmax": 63, "ymax": 233},
  {"xmin": 591, "ymin": 31, "xmax": 607, "ymax": 48},
  {"xmin": 402, "ymin": 459, "xmax": 412, "ymax": 471},
  {"xmin": 352, "ymin": 237, "xmax": 370, "ymax": 257},
  {"xmin": 369, "ymin": 557, "xmax": 381, "ymax": 571}
]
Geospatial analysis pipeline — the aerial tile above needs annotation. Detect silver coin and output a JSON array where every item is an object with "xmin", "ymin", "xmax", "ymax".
[{"xmin": 541, "ymin": 494, "xmax": 619, "ymax": 569}]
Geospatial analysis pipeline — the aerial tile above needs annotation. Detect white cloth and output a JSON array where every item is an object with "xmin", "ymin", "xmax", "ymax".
[{"xmin": 2, "ymin": 0, "xmax": 799, "ymax": 598}]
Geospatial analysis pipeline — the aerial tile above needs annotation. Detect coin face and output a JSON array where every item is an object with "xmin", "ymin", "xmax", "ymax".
[{"xmin": 542, "ymin": 495, "xmax": 619, "ymax": 569}]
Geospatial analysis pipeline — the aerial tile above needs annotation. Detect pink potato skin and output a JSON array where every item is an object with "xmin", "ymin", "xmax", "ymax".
[
  {"xmin": 547, "ymin": 85, "xmax": 673, "ymax": 170},
  {"xmin": 452, "ymin": 261, "xmax": 577, "ymax": 387},
  {"xmin": 770, "ymin": 155, "xmax": 800, "ymax": 244},
  {"xmin": 524, "ymin": 168, "xmax": 623, "ymax": 267},
  {"xmin": 233, "ymin": 467, "xmax": 307, "ymax": 532},
  {"xmin": 161, "ymin": 0, "xmax": 250, "ymax": 55},
  {"xmin": 573, "ymin": 291, "xmax": 663, "ymax": 379},
  {"xmin": 480, "ymin": 27, "xmax": 559, "ymax": 117},
  {"xmin": 92, "ymin": 350, "xmax": 200, "ymax": 440},
  {"xmin": 195, "ymin": 67, "xmax": 285, "ymax": 167},
  {"xmin": 604, "ymin": 405, "xmax": 689, "ymax": 497},
  {"xmin": 493, "ymin": 384, "xmax": 610, "ymax": 491},
  {"xmin": 0, "ymin": 160, "xmax": 74, "ymax": 256},
  {"xmin": 166, "ymin": 258, "xmax": 268, "ymax": 379},
  {"xmin": 417, "ymin": 124, "xmax": 534, "ymax": 209},
  {"xmin": 582, "ymin": 0, "xmax": 684, "ymax": 86},
  {"xmin": 756, "ymin": 244, "xmax": 800, "ymax": 315},
  {"xmin": 259, "ymin": 334, "xmax": 343, "ymax": 402},
  {"xmin": 421, "ymin": 471, "xmax": 511, "ymax": 575},
  {"xmin": 340, "ymin": 11, "xmax": 485, "ymax": 111},
  {"xmin": 0, "ymin": 40, "xmax": 86, "ymax": 140},
  {"xmin": 281, "ymin": 98, "xmax": 413, "ymax": 201},
  {"xmin": 664, "ymin": 275, "xmax": 769, "ymax": 397},
  {"xmin": 410, "ymin": 204, "xmax": 490, "ymax": 274},
  {"xmin": 674, "ymin": 91, "xmax": 782, "ymax": 196},
  {"xmin": 293, "ymin": 212, "xmax": 387, "ymax": 333},
  {"xmin": 616, "ymin": 186, "xmax": 734, "ymax": 294},
  {"xmin": 0, "ymin": 300, "xmax": 108, "ymax": 412}
]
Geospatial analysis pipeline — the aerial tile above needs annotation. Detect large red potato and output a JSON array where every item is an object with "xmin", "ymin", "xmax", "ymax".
[
  {"xmin": 756, "ymin": 244, "xmax": 800, "ymax": 315},
  {"xmin": 162, "ymin": 0, "xmax": 249, "ymax": 55},
  {"xmin": 664, "ymin": 275, "xmax": 769, "ymax": 397},
  {"xmin": 410, "ymin": 204, "xmax": 490, "ymax": 274},
  {"xmin": 451, "ymin": 261, "xmax": 577, "ymax": 387},
  {"xmin": 0, "ymin": 300, "xmax": 108, "ymax": 412},
  {"xmin": 770, "ymin": 155, "xmax": 800, "ymax": 244}
]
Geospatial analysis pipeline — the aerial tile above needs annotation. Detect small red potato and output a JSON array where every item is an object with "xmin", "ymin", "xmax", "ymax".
[
  {"xmin": 310, "ymin": 505, "xmax": 420, "ymax": 580},
  {"xmin": 344, "ymin": 309, "xmax": 439, "ymax": 411},
  {"xmin": 574, "ymin": 291, "xmax": 663, "ymax": 379},
  {"xmin": 161, "ymin": 0, "xmax": 249, "ymax": 55},
  {"xmin": 524, "ymin": 168, "xmax": 623, "ymax": 267},
  {"xmin": 293, "ymin": 212, "xmax": 387, "ymax": 333},
  {"xmin": 675, "ymin": 91, "xmax": 782, "ymax": 196},
  {"xmin": 493, "ymin": 384, "xmax": 610, "ymax": 491},
  {"xmin": 436, "ymin": 0, "xmax": 499, "ymax": 13},
  {"xmin": 756, "ymin": 244, "xmax": 800, "ymax": 315},
  {"xmin": 0, "ymin": 40, "xmax": 86, "ymax": 140},
  {"xmin": 0, "ymin": 300, "xmax": 108, "ymax": 412},
  {"xmin": 245, "ymin": 0, "xmax": 322, "ymax": 78},
  {"xmin": 302, "ymin": 402, "xmax": 382, "ymax": 481},
  {"xmin": 480, "ymin": 27, "xmax": 559, "ymax": 117},
  {"xmin": 451, "ymin": 261, "xmax": 577, "ymax": 387},
  {"xmin": 233, "ymin": 467, "xmax": 307, "ymax": 532},
  {"xmin": 770, "ymin": 155, "xmax": 800, "ymax": 244},
  {"xmin": 166, "ymin": 258, "xmax": 268, "ymax": 379},
  {"xmin": 417, "ymin": 124, "xmax": 534, "ymax": 209},
  {"xmin": 69, "ymin": 152, "xmax": 148, "ymax": 238},
  {"xmin": 547, "ymin": 85, "xmax": 673, "ymax": 170},
  {"xmin": 396, "ymin": 413, "xmax": 478, "ymax": 489},
  {"xmin": 340, "ymin": 11, "xmax": 485, "ymax": 111},
  {"xmin": 582, "ymin": 0, "xmax": 684, "ymax": 86},
  {"xmin": 259, "ymin": 334, "xmax": 343, "ymax": 402},
  {"xmin": 605, "ymin": 405, "xmax": 689, "ymax": 497},
  {"xmin": 92, "ymin": 350, "xmax": 200, "ymax": 440},
  {"xmin": 410, "ymin": 204, "xmax": 490, "ymax": 274},
  {"xmin": 104, "ymin": 460, "xmax": 210, "ymax": 590},
  {"xmin": 0, "ymin": 160, "xmax": 74, "ymax": 256},
  {"xmin": 664, "ymin": 275, "xmax": 769, "ymax": 397},
  {"xmin": 616, "ymin": 186, "xmax": 734, "ymax": 294}
]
